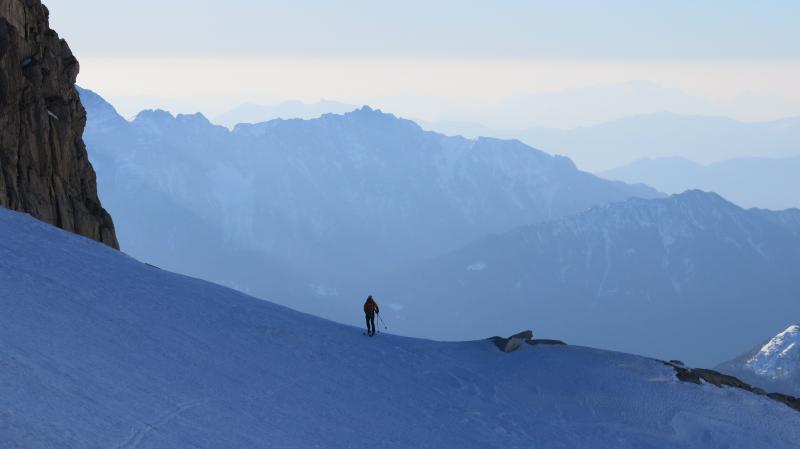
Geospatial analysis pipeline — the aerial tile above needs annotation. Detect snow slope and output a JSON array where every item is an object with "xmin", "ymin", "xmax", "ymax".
[{"xmin": 1, "ymin": 208, "xmax": 799, "ymax": 448}]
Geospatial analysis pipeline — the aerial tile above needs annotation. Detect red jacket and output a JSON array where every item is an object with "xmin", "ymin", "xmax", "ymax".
[{"xmin": 364, "ymin": 299, "xmax": 379, "ymax": 315}]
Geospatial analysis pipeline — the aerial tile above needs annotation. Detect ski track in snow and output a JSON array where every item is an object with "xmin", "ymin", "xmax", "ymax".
[
  {"xmin": 115, "ymin": 400, "xmax": 207, "ymax": 449},
  {"xmin": 114, "ymin": 360, "xmax": 316, "ymax": 449}
]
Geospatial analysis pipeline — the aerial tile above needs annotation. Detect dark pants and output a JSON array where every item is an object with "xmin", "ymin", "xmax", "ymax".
[{"xmin": 366, "ymin": 313, "xmax": 376, "ymax": 335}]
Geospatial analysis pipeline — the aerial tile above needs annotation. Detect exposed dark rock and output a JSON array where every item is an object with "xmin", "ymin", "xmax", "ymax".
[
  {"xmin": 767, "ymin": 393, "xmax": 800, "ymax": 413},
  {"xmin": 0, "ymin": 0, "xmax": 118, "ymax": 248},
  {"xmin": 673, "ymin": 366, "xmax": 702, "ymax": 385},
  {"xmin": 490, "ymin": 330, "xmax": 565, "ymax": 353},
  {"xmin": 662, "ymin": 360, "xmax": 800, "ymax": 413},
  {"xmin": 692, "ymin": 369, "xmax": 755, "ymax": 390},
  {"xmin": 489, "ymin": 336, "xmax": 522, "ymax": 353},
  {"xmin": 511, "ymin": 330, "xmax": 533, "ymax": 340}
]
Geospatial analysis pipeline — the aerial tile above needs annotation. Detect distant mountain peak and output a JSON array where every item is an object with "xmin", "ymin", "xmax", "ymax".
[
  {"xmin": 344, "ymin": 105, "xmax": 397, "ymax": 120},
  {"xmin": 624, "ymin": 190, "xmax": 737, "ymax": 214},
  {"xmin": 176, "ymin": 112, "xmax": 212, "ymax": 125},
  {"xmin": 134, "ymin": 108, "xmax": 175, "ymax": 123},
  {"xmin": 76, "ymin": 86, "xmax": 127, "ymax": 129},
  {"xmin": 672, "ymin": 189, "xmax": 729, "ymax": 204},
  {"xmin": 601, "ymin": 154, "xmax": 800, "ymax": 210},
  {"xmin": 717, "ymin": 325, "xmax": 800, "ymax": 397},
  {"xmin": 589, "ymin": 190, "xmax": 732, "ymax": 217},
  {"xmin": 746, "ymin": 325, "xmax": 800, "ymax": 380},
  {"xmin": 130, "ymin": 109, "xmax": 225, "ymax": 136},
  {"xmin": 214, "ymin": 99, "xmax": 359, "ymax": 127}
]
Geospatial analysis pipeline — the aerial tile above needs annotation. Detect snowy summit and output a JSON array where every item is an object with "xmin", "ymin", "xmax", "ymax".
[
  {"xmin": 746, "ymin": 325, "xmax": 800, "ymax": 380},
  {"xmin": 717, "ymin": 325, "xmax": 800, "ymax": 398}
]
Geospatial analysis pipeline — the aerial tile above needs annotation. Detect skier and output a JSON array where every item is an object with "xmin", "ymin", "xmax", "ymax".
[{"xmin": 364, "ymin": 295, "xmax": 380, "ymax": 336}]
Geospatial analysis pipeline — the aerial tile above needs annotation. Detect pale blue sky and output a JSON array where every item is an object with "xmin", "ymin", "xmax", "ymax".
[
  {"xmin": 42, "ymin": 0, "xmax": 800, "ymax": 126},
  {"xmin": 46, "ymin": 0, "xmax": 800, "ymax": 59}
]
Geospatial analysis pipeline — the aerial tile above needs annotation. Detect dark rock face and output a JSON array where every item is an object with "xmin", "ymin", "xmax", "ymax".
[{"xmin": 0, "ymin": 0, "xmax": 117, "ymax": 248}]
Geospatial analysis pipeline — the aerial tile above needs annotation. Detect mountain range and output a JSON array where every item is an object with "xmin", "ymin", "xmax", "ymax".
[
  {"xmin": 214, "ymin": 100, "xmax": 357, "ymax": 128},
  {"xmin": 79, "ymin": 87, "xmax": 659, "ymax": 320},
  {"xmin": 601, "ymin": 156, "xmax": 800, "ymax": 210},
  {"xmin": 377, "ymin": 191, "xmax": 800, "ymax": 365},
  {"xmin": 80, "ymin": 88, "xmax": 800, "ymax": 366},
  {"xmin": 424, "ymin": 112, "xmax": 800, "ymax": 172}
]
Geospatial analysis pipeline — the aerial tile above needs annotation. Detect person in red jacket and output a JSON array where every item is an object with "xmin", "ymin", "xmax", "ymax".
[{"xmin": 363, "ymin": 295, "xmax": 380, "ymax": 336}]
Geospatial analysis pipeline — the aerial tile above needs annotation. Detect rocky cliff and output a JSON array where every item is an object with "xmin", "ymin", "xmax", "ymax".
[{"xmin": 0, "ymin": 0, "xmax": 117, "ymax": 248}]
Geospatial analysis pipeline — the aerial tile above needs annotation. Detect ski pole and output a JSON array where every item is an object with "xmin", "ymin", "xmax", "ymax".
[{"xmin": 378, "ymin": 313, "xmax": 388, "ymax": 330}]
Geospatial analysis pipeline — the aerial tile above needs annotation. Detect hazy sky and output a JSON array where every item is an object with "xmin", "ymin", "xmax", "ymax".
[{"xmin": 45, "ymin": 0, "xmax": 800, "ymax": 126}]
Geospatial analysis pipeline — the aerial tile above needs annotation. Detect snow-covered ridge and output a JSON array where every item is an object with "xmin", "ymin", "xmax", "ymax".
[
  {"xmin": 1, "ymin": 206, "xmax": 800, "ymax": 448},
  {"xmin": 746, "ymin": 325, "xmax": 800, "ymax": 380}
]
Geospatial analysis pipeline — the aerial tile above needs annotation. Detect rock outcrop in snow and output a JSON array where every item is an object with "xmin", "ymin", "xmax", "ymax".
[
  {"xmin": 0, "ymin": 0, "xmax": 117, "ymax": 248},
  {"xmin": 489, "ymin": 330, "xmax": 565, "ymax": 353},
  {"xmin": 663, "ymin": 360, "xmax": 800, "ymax": 412}
]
